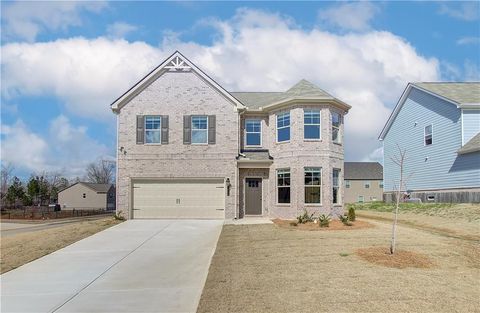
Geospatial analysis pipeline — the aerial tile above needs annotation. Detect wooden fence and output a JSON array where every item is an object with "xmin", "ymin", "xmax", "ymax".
[
  {"xmin": 384, "ymin": 190, "xmax": 480, "ymax": 203},
  {"xmin": 0, "ymin": 206, "xmax": 112, "ymax": 220}
]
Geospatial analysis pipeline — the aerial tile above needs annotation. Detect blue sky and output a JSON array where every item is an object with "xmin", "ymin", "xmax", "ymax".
[{"xmin": 1, "ymin": 1, "xmax": 479, "ymax": 179}]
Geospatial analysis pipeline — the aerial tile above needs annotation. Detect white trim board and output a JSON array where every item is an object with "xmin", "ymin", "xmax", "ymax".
[
  {"xmin": 378, "ymin": 83, "xmax": 474, "ymax": 140},
  {"xmin": 110, "ymin": 51, "xmax": 245, "ymax": 112}
]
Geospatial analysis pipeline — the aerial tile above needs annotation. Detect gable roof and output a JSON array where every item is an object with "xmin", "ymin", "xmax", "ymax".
[
  {"xmin": 344, "ymin": 162, "xmax": 383, "ymax": 180},
  {"xmin": 379, "ymin": 82, "xmax": 480, "ymax": 140},
  {"xmin": 413, "ymin": 82, "xmax": 480, "ymax": 105},
  {"xmin": 231, "ymin": 79, "xmax": 351, "ymax": 112},
  {"xmin": 82, "ymin": 183, "xmax": 114, "ymax": 193},
  {"xmin": 59, "ymin": 182, "xmax": 114, "ymax": 194},
  {"xmin": 457, "ymin": 133, "xmax": 480, "ymax": 155},
  {"xmin": 110, "ymin": 51, "xmax": 245, "ymax": 112}
]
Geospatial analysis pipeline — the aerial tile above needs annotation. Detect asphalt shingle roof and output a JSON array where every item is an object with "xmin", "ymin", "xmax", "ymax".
[
  {"xmin": 231, "ymin": 79, "xmax": 334, "ymax": 109},
  {"xmin": 458, "ymin": 133, "xmax": 480, "ymax": 155},
  {"xmin": 344, "ymin": 162, "xmax": 383, "ymax": 180},
  {"xmin": 413, "ymin": 82, "xmax": 480, "ymax": 104},
  {"xmin": 82, "ymin": 183, "xmax": 114, "ymax": 193},
  {"xmin": 237, "ymin": 150, "xmax": 273, "ymax": 161}
]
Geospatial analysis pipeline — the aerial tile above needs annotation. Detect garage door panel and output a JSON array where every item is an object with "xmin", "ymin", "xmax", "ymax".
[{"xmin": 133, "ymin": 180, "xmax": 225, "ymax": 219}]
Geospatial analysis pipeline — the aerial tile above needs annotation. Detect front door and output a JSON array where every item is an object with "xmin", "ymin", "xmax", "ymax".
[{"xmin": 245, "ymin": 178, "xmax": 262, "ymax": 215}]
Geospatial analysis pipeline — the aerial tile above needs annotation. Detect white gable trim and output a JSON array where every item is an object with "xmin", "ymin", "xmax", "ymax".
[
  {"xmin": 378, "ymin": 83, "xmax": 462, "ymax": 140},
  {"xmin": 110, "ymin": 51, "xmax": 245, "ymax": 112}
]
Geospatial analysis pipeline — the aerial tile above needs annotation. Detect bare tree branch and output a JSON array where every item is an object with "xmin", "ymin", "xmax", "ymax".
[{"xmin": 86, "ymin": 159, "xmax": 116, "ymax": 184}]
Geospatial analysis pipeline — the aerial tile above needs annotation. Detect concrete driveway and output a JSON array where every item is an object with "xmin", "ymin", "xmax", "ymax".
[{"xmin": 1, "ymin": 219, "xmax": 223, "ymax": 313}]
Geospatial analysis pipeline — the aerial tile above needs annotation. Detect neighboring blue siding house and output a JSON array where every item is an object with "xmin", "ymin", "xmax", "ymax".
[{"xmin": 379, "ymin": 82, "xmax": 480, "ymax": 202}]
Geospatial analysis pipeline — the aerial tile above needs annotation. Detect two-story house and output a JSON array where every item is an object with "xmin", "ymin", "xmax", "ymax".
[
  {"xmin": 111, "ymin": 51, "xmax": 351, "ymax": 219},
  {"xmin": 344, "ymin": 162, "xmax": 383, "ymax": 203},
  {"xmin": 379, "ymin": 82, "xmax": 480, "ymax": 203}
]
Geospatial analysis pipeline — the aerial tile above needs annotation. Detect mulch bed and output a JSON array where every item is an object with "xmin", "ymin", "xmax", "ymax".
[
  {"xmin": 272, "ymin": 219, "xmax": 374, "ymax": 231},
  {"xmin": 356, "ymin": 247, "xmax": 435, "ymax": 269}
]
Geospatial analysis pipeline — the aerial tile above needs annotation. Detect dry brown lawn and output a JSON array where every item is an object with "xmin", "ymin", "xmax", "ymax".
[
  {"xmin": 357, "ymin": 208, "xmax": 480, "ymax": 242},
  {"xmin": 0, "ymin": 217, "xmax": 122, "ymax": 274},
  {"xmin": 197, "ymin": 218, "xmax": 480, "ymax": 313}
]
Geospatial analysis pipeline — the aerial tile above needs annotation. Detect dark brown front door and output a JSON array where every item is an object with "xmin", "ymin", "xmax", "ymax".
[{"xmin": 245, "ymin": 178, "xmax": 262, "ymax": 215}]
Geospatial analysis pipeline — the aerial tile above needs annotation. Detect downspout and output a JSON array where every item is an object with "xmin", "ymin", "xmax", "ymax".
[
  {"xmin": 235, "ymin": 108, "xmax": 246, "ymax": 220},
  {"xmin": 114, "ymin": 111, "xmax": 119, "ymax": 215}
]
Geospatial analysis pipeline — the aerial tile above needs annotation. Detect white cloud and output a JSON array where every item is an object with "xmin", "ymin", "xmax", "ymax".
[
  {"xmin": 1, "ymin": 116, "xmax": 111, "ymax": 177},
  {"xmin": 318, "ymin": 2, "xmax": 380, "ymax": 31},
  {"xmin": 1, "ymin": 120, "xmax": 49, "ymax": 172},
  {"xmin": 438, "ymin": 3, "xmax": 479, "ymax": 21},
  {"xmin": 1, "ymin": 38, "xmax": 163, "ymax": 120},
  {"xmin": 107, "ymin": 22, "xmax": 138, "ymax": 39},
  {"xmin": 456, "ymin": 36, "xmax": 480, "ymax": 45},
  {"xmin": 464, "ymin": 59, "xmax": 480, "ymax": 81},
  {"xmin": 363, "ymin": 147, "xmax": 384, "ymax": 163},
  {"xmin": 1, "ymin": 8, "xmax": 441, "ymax": 162},
  {"xmin": 2, "ymin": 1, "xmax": 107, "ymax": 42}
]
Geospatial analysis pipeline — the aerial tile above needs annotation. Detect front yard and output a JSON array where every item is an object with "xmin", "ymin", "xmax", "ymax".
[
  {"xmin": 198, "ymin": 205, "xmax": 479, "ymax": 313},
  {"xmin": 0, "ymin": 217, "xmax": 122, "ymax": 274}
]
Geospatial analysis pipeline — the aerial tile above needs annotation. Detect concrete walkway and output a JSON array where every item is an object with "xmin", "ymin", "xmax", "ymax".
[{"xmin": 1, "ymin": 219, "xmax": 223, "ymax": 313}]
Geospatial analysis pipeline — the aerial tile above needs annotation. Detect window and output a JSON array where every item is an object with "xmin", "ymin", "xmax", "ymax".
[
  {"xmin": 305, "ymin": 167, "xmax": 321, "ymax": 204},
  {"xmin": 191, "ymin": 116, "xmax": 208, "ymax": 144},
  {"xmin": 304, "ymin": 110, "xmax": 321, "ymax": 139},
  {"xmin": 424, "ymin": 124, "xmax": 432, "ymax": 145},
  {"xmin": 245, "ymin": 119, "xmax": 262, "ymax": 146},
  {"xmin": 345, "ymin": 180, "xmax": 351, "ymax": 188},
  {"xmin": 145, "ymin": 116, "xmax": 161, "ymax": 144},
  {"xmin": 82, "ymin": 193, "xmax": 86, "ymax": 199},
  {"xmin": 277, "ymin": 112, "xmax": 290, "ymax": 142},
  {"xmin": 332, "ymin": 169, "xmax": 340, "ymax": 204},
  {"xmin": 358, "ymin": 195, "xmax": 364, "ymax": 203},
  {"xmin": 332, "ymin": 112, "xmax": 341, "ymax": 143},
  {"xmin": 277, "ymin": 169, "xmax": 291, "ymax": 204},
  {"xmin": 379, "ymin": 181, "xmax": 384, "ymax": 188},
  {"xmin": 364, "ymin": 181, "xmax": 371, "ymax": 188}
]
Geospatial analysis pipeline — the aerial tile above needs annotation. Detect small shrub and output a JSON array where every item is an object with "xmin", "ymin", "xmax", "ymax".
[
  {"xmin": 113, "ymin": 210, "xmax": 126, "ymax": 221},
  {"xmin": 348, "ymin": 206, "xmax": 356, "ymax": 221},
  {"xmin": 297, "ymin": 210, "xmax": 315, "ymax": 224},
  {"xmin": 339, "ymin": 252, "xmax": 349, "ymax": 257},
  {"xmin": 290, "ymin": 221, "xmax": 298, "ymax": 227},
  {"xmin": 318, "ymin": 214, "xmax": 331, "ymax": 227},
  {"xmin": 338, "ymin": 214, "xmax": 353, "ymax": 226}
]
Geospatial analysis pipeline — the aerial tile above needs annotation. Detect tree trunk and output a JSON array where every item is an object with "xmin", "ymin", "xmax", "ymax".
[{"xmin": 390, "ymin": 154, "xmax": 404, "ymax": 255}]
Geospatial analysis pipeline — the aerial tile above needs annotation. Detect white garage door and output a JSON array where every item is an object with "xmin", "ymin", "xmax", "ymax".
[{"xmin": 132, "ymin": 179, "xmax": 225, "ymax": 219}]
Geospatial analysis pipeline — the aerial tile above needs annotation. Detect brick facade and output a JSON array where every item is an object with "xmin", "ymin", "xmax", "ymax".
[{"xmin": 115, "ymin": 60, "xmax": 347, "ymax": 220}]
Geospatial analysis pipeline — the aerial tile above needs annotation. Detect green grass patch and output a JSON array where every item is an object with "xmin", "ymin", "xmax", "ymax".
[{"xmin": 348, "ymin": 202, "xmax": 453, "ymax": 214}]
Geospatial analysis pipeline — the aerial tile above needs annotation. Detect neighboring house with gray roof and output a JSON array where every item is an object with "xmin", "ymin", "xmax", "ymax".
[
  {"xmin": 58, "ymin": 182, "xmax": 116, "ymax": 211},
  {"xmin": 344, "ymin": 162, "xmax": 383, "ymax": 203},
  {"xmin": 379, "ymin": 82, "xmax": 480, "ymax": 203},
  {"xmin": 110, "ymin": 51, "xmax": 352, "ymax": 220}
]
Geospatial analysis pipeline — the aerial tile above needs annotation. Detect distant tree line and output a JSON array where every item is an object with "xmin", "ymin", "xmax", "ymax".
[{"xmin": 0, "ymin": 159, "xmax": 115, "ymax": 209}]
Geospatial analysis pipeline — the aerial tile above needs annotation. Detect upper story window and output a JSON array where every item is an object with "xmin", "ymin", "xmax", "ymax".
[
  {"xmin": 305, "ymin": 167, "xmax": 321, "ymax": 204},
  {"xmin": 364, "ymin": 181, "xmax": 370, "ymax": 188},
  {"xmin": 332, "ymin": 169, "xmax": 340, "ymax": 204},
  {"xmin": 424, "ymin": 124, "xmax": 432, "ymax": 146},
  {"xmin": 332, "ymin": 112, "xmax": 341, "ymax": 144},
  {"xmin": 345, "ymin": 180, "xmax": 351, "ymax": 188},
  {"xmin": 245, "ymin": 119, "xmax": 262, "ymax": 147},
  {"xmin": 277, "ymin": 169, "xmax": 291, "ymax": 204},
  {"xmin": 379, "ymin": 181, "xmax": 384, "ymax": 188},
  {"xmin": 145, "ymin": 116, "xmax": 161, "ymax": 144},
  {"xmin": 191, "ymin": 116, "xmax": 208, "ymax": 144},
  {"xmin": 277, "ymin": 112, "xmax": 290, "ymax": 142},
  {"xmin": 304, "ymin": 109, "xmax": 321, "ymax": 140}
]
